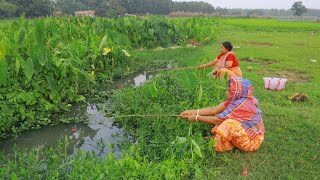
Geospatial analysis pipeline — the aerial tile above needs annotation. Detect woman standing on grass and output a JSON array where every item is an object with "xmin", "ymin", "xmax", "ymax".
[
  {"xmin": 198, "ymin": 42, "xmax": 242, "ymax": 78},
  {"xmin": 179, "ymin": 75, "xmax": 264, "ymax": 152}
]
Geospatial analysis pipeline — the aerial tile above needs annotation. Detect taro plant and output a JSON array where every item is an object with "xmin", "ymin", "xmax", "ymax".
[{"xmin": 0, "ymin": 16, "xmax": 219, "ymax": 138}]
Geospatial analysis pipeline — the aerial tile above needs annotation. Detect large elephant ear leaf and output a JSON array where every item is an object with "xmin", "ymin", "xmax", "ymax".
[
  {"xmin": 35, "ymin": 20, "xmax": 45, "ymax": 47},
  {"xmin": 0, "ymin": 58, "xmax": 8, "ymax": 86},
  {"xmin": 20, "ymin": 58, "xmax": 35, "ymax": 81},
  {"xmin": 99, "ymin": 35, "xmax": 108, "ymax": 49},
  {"xmin": 18, "ymin": 27, "xmax": 26, "ymax": 45},
  {"xmin": 15, "ymin": 57, "xmax": 20, "ymax": 75},
  {"xmin": 38, "ymin": 49, "xmax": 48, "ymax": 67},
  {"xmin": 46, "ymin": 75, "xmax": 57, "ymax": 92}
]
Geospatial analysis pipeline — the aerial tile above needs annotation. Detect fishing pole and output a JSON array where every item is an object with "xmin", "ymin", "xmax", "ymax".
[
  {"xmin": 147, "ymin": 66, "xmax": 196, "ymax": 72},
  {"xmin": 111, "ymin": 114, "xmax": 180, "ymax": 118}
]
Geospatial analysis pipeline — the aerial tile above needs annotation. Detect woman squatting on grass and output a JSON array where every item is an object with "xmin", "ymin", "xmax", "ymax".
[
  {"xmin": 179, "ymin": 76, "xmax": 264, "ymax": 152},
  {"xmin": 197, "ymin": 41, "xmax": 243, "ymax": 78}
]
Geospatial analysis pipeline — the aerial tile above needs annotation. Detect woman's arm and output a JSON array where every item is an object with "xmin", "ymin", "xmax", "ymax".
[
  {"xmin": 179, "ymin": 103, "xmax": 227, "ymax": 125},
  {"xmin": 179, "ymin": 103, "xmax": 226, "ymax": 118},
  {"xmin": 187, "ymin": 114, "xmax": 224, "ymax": 125},
  {"xmin": 225, "ymin": 61, "xmax": 233, "ymax": 68},
  {"xmin": 197, "ymin": 102, "xmax": 226, "ymax": 116},
  {"xmin": 197, "ymin": 58, "xmax": 218, "ymax": 69},
  {"xmin": 215, "ymin": 68, "xmax": 237, "ymax": 78}
]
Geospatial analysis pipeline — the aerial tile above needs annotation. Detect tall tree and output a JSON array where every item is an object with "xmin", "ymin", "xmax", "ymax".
[
  {"xmin": 55, "ymin": 0, "xmax": 85, "ymax": 15},
  {"xmin": 291, "ymin": 1, "xmax": 307, "ymax": 16}
]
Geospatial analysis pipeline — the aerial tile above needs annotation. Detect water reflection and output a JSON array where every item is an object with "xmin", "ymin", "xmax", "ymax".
[{"xmin": 0, "ymin": 70, "xmax": 158, "ymax": 157}]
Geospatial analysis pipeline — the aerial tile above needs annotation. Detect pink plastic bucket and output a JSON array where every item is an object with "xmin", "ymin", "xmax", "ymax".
[{"xmin": 263, "ymin": 77, "xmax": 287, "ymax": 90}]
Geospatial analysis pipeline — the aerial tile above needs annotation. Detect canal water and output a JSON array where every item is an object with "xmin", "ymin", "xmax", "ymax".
[{"xmin": 0, "ymin": 70, "xmax": 159, "ymax": 157}]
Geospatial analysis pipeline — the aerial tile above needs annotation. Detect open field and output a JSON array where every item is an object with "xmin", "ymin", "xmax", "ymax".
[{"xmin": 0, "ymin": 17, "xmax": 319, "ymax": 179}]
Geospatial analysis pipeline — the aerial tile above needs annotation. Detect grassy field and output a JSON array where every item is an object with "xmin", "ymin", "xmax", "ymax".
[
  {"xmin": 118, "ymin": 26, "xmax": 320, "ymax": 178},
  {"xmin": 200, "ymin": 24, "xmax": 320, "ymax": 178},
  {"xmin": 0, "ymin": 17, "xmax": 319, "ymax": 179}
]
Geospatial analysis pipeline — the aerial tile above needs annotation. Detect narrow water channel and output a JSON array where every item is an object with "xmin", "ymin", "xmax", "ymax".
[{"xmin": 0, "ymin": 70, "xmax": 159, "ymax": 157}]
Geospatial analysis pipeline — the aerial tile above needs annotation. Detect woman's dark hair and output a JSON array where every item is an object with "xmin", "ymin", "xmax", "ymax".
[{"xmin": 222, "ymin": 42, "xmax": 233, "ymax": 51}]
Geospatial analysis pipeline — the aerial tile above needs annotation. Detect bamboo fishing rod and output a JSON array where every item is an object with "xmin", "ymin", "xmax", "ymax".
[
  {"xmin": 111, "ymin": 114, "xmax": 180, "ymax": 118},
  {"xmin": 147, "ymin": 66, "xmax": 196, "ymax": 72}
]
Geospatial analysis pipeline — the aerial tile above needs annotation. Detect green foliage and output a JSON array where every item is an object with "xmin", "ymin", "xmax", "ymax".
[
  {"xmin": 107, "ymin": 70, "xmax": 225, "ymax": 164},
  {"xmin": 0, "ymin": 1, "xmax": 17, "ymax": 18},
  {"xmin": 0, "ymin": 16, "xmax": 218, "ymax": 138},
  {"xmin": 7, "ymin": 0, "xmax": 53, "ymax": 17},
  {"xmin": 0, "ymin": 58, "xmax": 8, "ymax": 86},
  {"xmin": 171, "ymin": 1, "xmax": 215, "ymax": 13},
  {"xmin": 1, "ymin": 17, "xmax": 320, "ymax": 179},
  {"xmin": 120, "ymin": 0, "xmax": 171, "ymax": 15},
  {"xmin": 20, "ymin": 58, "xmax": 34, "ymax": 81},
  {"xmin": 220, "ymin": 17, "xmax": 320, "ymax": 31},
  {"xmin": 0, "ymin": 140, "xmax": 203, "ymax": 179}
]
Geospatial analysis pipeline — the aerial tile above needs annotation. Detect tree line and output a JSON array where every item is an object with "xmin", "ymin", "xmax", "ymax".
[
  {"xmin": 2, "ymin": 0, "xmax": 200, "ymax": 18},
  {"xmin": 0, "ymin": 0, "xmax": 319, "ymax": 18}
]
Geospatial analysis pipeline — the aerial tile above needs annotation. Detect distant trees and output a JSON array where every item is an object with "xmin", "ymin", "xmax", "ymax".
[
  {"xmin": 0, "ymin": 1, "xmax": 17, "ymax": 18},
  {"xmin": 291, "ymin": 1, "xmax": 307, "ymax": 16},
  {"xmin": 95, "ymin": 0, "xmax": 127, "ymax": 17},
  {"xmin": 55, "ymin": 0, "xmax": 127, "ymax": 17},
  {"xmin": 54, "ymin": 0, "xmax": 84, "ymax": 15},
  {"xmin": 7, "ymin": 0, "xmax": 53, "ymax": 17},
  {"xmin": 0, "ymin": 0, "xmax": 319, "ymax": 19},
  {"xmin": 119, "ymin": 0, "xmax": 171, "ymax": 15},
  {"xmin": 170, "ymin": 1, "xmax": 215, "ymax": 14}
]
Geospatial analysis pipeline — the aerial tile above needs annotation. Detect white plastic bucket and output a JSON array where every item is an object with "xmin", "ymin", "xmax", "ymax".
[{"xmin": 263, "ymin": 77, "xmax": 287, "ymax": 90}]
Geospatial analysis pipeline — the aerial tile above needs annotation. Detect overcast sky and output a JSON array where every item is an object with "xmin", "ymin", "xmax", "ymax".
[{"xmin": 173, "ymin": 0, "xmax": 320, "ymax": 10}]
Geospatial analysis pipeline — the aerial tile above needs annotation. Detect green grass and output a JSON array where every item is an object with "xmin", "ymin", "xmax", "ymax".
[
  {"xmin": 220, "ymin": 17, "xmax": 320, "ymax": 31},
  {"xmin": 113, "ymin": 29, "xmax": 320, "ymax": 178},
  {"xmin": 0, "ymin": 19, "xmax": 13, "ymax": 29},
  {"xmin": 1, "ymin": 17, "xmax": 320, "ymax": 179}
]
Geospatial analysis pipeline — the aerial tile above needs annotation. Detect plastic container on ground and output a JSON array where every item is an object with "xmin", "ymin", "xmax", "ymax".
[{"xmin": 263, "ymin": 77, "xmax": 288, "ymax": 90}]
